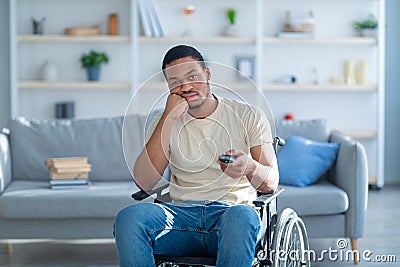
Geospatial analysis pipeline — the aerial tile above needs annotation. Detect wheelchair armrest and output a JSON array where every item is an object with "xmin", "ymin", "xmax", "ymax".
[
  {"xmin": 132, "ymin": 180, "xmax": 169, "ymax": 201},
  {"xmin": 273, "ymin": 136, "xmax": 286, "ymax": 153},
  {"xmin": 253, "ymin": 186, "xmax": 284, "ymax": 208},
  {"xmin": 131, "ymin": 190, "xmax": 151, "ymax": 201}
]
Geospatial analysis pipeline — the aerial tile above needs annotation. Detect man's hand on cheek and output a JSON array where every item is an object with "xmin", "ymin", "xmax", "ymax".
[{"xmin": 164, "ymin": 94, "xmax": 188, "ymax": 122}]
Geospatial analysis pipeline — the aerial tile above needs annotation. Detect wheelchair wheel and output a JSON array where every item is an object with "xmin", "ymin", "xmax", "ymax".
[{"xmin": 272, "ymin": 208, "xmax": 310, "ymax": 267}]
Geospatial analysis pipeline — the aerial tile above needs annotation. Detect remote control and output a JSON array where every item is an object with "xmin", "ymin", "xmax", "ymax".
[{"xmin": 219, "ymin": 154, "xmax": 236, "ymax": 163}]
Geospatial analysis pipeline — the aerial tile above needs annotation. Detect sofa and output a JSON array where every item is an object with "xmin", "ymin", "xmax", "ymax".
[
  {"xmin": 274, "ymin": 119, "xmax": 368, "ymax": 253},
  {"xmin": 0, "ymin": 115, "xmax": 368, "ymax": 252},
  {"xmin": 0, "ymin": 115, "xmax": 148, "ymax": 240}
]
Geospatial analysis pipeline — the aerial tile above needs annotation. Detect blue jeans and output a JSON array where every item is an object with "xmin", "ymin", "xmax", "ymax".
[{"xmin": 114, "ymin": 200, "xmax": 260, "ymax": 267}]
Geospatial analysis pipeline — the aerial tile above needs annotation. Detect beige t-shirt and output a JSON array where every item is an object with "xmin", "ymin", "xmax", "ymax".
[{"xmin": 146, "ymin": 96, "xmax": 273, "ymax": 204}]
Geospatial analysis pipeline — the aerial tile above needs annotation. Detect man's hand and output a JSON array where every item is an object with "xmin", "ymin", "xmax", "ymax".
[
  {"xmin": 217, "ymin": 149, "xmax": 256, "ymax": 179},
  {"xmin": 217, "ymin": 145, "xmax": 279, "ymax": 193},
  {"xmin": 163, "ymin": 94, "xmax": 188, "ymax": 122}
]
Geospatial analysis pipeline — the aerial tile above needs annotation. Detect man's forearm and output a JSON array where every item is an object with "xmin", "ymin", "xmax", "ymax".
[
  {"xmin": 133, "ymin": 114, "xmax": 174, "ymax": 191},
  {"xmin": 245, "ymin": 159, "xmax": 279, "ymax": 193}
]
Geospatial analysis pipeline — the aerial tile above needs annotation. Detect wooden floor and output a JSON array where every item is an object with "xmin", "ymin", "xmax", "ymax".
[{"xmin": 0, "ymin": 185, "xmax": 399, "ymax": 267}]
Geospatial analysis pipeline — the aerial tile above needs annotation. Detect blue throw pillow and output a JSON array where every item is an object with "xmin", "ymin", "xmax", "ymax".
[{"xmin": 277, "ymin": 135, "xmax": 340, "ymax": 187}]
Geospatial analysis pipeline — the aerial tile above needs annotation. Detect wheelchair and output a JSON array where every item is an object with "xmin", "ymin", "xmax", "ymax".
[{"xmin": 132, "ymin": 137, "xmax": 310, "ymax": 267}]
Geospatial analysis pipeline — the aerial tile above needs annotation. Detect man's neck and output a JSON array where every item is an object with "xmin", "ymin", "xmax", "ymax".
[{"xmin": 188, "ymin": 94, "xmax": 218, "ymax": 119}]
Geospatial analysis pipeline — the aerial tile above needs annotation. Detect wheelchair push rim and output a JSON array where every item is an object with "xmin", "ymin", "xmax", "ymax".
[{"xmin": 271, "ymin": 208, "xmax": 310, "ymax": 267}]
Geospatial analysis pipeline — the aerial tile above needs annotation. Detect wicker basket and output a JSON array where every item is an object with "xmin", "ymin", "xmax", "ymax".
[
  {"xmin": 283, "ymin": 11, "xmax": 315, "ymax": 33},
  {"xmin": 64, "ymin": 27, "xmax": 101, "ymax": 35}
]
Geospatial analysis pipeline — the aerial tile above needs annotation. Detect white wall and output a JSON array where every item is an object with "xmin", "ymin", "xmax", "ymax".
[
  {"xmin": 384, "ymin": 0, "xmax": 400, "ymax": 184},
  {"xmin": 0, "ymin": 0, "xmax": 10, "ymax": 128}
]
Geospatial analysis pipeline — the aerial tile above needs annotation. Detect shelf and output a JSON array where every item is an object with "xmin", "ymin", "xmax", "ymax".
[
  {"xmin": 264, "ymin": 83, "xmax": 377, "ymax": 92},
  {"xmin": 139, "ymin": 81, "xmax": 256, "ymax": 91},
  {"xmin": 137, "ymin": 82, "xmax": 376, "ymax": 92},
  {"xmin": 18, "ymin": 81, "xmax": 131, "ymax": 90},
  {"xmin": 17, "ymin": 35, "xmax": 376, "ymax": 45},
  {"xmin": 264, "ymin": 37, "xmax": 377, "ymax": 45},
  {"xmin": 139, "ymin": 36, "xmax": 255, "ymax": 45},
  {"xmin": 17, "ymin": 34, "xmax": 130, "ymax": 43}
]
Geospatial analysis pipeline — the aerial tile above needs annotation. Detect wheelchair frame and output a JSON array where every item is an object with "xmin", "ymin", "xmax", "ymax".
[
  {"xmin": 133, "ymin": 186, "xmax": 310, "ymax": 267},
  {"xmin": 131, "ymin": 137, "xmax": 310, "ymax": 267}
]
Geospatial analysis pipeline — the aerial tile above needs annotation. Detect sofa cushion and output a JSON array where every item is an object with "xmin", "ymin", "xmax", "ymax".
[
  {"xmin": 7, "ymin": 115, "xmax": 146, "ymax": 181},
  {"xmin": 0, "ymin": 180, "xmax": 148, "ymax": 219},
  {"xmin": 278, "ymin": 180, "xmax": 349, "ymax": 216},
  {"xmin": 278, "ymin": 135, "xmax": 340, "ymax": 187},
  {"xmin": 275, "ymin": 119, "xmax": 330, "ymax": 142}
]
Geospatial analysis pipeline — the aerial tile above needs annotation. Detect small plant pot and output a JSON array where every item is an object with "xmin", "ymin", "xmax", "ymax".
[
  {"xmin": 223, "ymin": 23, "xmax": 239, "ymax": 37},
  {"xmin": 87, "ymin": 66, "xmax": 100, "ymax": 81},
  {"xmin": 360, "ymin": 28, "xmax": 377, "ymax": 37},
  {"xmin": 356, "ymin": 28, "xmax": 377, "ymax": 37}
]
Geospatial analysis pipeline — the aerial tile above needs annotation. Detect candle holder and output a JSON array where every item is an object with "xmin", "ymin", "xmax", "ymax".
[{"xmin": 182, "ymin": 5, "xmax": 196, "ymax": 36}]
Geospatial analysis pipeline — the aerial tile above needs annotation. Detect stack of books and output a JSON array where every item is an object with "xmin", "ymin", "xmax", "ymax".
[
  {"xmin": 45, "ymin": 157, "xmax": 91, "ymax": 190},
  {"xmin": 138, "ymin": 0, "xmax": 166, "ymax": 37}
]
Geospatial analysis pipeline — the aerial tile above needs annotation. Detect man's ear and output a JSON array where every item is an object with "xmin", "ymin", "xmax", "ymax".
[{"xmin": 205, "ymin": 67, "xmax": 211, "ymax": 80}]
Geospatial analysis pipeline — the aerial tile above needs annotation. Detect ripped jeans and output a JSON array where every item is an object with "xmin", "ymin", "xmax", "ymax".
[{"xmin": 114, "ymin": 201, "xmax": 260, "ymax": 267}]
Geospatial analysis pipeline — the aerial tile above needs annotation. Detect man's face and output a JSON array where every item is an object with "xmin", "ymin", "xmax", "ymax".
[{"xmin": 164, "ymin": 56, "xmax": 212, "ymax": 110}]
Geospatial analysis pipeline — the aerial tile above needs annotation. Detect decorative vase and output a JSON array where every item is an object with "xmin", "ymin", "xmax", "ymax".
[
  {"xmin": 108, "ymin": 13, "xmax": 119, "ymax": 35},
  {"xmin": 39, "ymin": 60, "xmax": 58, "ymax": 81},
  {"xmin": 223, "ymin": 23, "xmax": 239, "ymax": 37},
  {"xmin": 182, "ymin": 5, "xmax": 195, "ymax": 36},
  {"xmin": 87, "ymin": 66, "xmax": 100, "ymax": 81}
]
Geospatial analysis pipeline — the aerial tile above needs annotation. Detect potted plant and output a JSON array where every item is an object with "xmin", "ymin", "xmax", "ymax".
[
  {"xmin": 353, "ymin": 13, "xmax": 378, "ymax": 37},
  {"xmin": 223, "ymin": 8, "xmax": 238, "ymax": 36},
  {"xmin": 80, "ymin": 50, "xmax": 109, "ymax": 81}
]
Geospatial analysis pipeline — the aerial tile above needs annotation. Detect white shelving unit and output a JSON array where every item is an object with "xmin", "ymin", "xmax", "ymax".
[
  {"xmin": 9, "ymin": 0, "xmax": 385, "ymax": 186},
  {"xmin": 9, "ymin": 0, "xmax": 134, "ymax": 119}
]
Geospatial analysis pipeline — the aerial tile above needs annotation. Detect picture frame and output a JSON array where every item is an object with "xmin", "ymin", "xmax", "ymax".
[{"xmin": 235, "ymin": 55, "xmax": 255, "ymax": 80}]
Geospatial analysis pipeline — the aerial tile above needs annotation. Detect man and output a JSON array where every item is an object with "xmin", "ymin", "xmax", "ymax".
[{"xmin": 114, "ymin": 45, "xmax": 279, "ymax": 267}]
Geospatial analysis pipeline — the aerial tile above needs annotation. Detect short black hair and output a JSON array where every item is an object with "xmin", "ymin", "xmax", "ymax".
[{"xmin": 162, "ymin": 45, "xmax": 206, "ymax": 71}]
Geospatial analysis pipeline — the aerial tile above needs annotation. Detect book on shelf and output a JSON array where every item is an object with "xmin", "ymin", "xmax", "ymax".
[
  {"xmin": 151, "ymin": 0, "xmax": 167, "ymax": 36},
  {"xmin": 138, "ymin": 0, "xmax": 152, "ymax": 37},
  {"xmin": 50, "ymin": 179, "xmax": 89, "ymax": 186},
  {"xmin": 49, "ymin": 164, "xmax": 92, "ymax": 174},
  {"xmin": 145, "ymin": 0, "xmax": 159, "ymax": 37},
  {"xmin": 50, "ymin": 171, "xmax": 89, "ymax": 180},
  {"xmin": 49, "ymin": 174, "xmax": 90, "ymax": 190},
  {"xmin": 50, "ymin": 183, "xmax": 90, "ymax": 190},
  {"xmin": 49, "ymin": 174, "xmax": 89, "ymax": 189},
  {"xmin": 45, "ymin": 157, "xmax": 88, "ymax": 167},
  {"xmin": 138, "ymin": 0, "xmax": 165, "ymax": 37}
]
